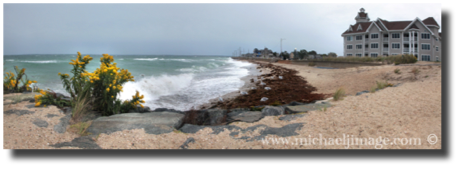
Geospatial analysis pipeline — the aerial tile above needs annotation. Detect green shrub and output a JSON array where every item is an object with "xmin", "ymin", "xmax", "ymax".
[
  {"xmin": 394, "ymin": 68, "xmax": 401, "ymax": 74},
  {"xmin": 3, "ymin": 66, "xmax": 37, "ymax": 93},
  {"xmin": 333, "ymin": 88, "xmax": 346, "ymax": 101},
  {"xmin": 270, "ymin": 101, "xmax": 282, "ymax": 106},
  {"xmin": 34, "ymin": 90, "xmax": 71, "ymax": 108},
  {"xmin": 308, "ymin": 62, "xmax": 316, "ymax": 66}
]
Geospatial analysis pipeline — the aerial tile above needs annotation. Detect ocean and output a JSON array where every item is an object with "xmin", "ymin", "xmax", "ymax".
[{"xmin": 3, "ymin": 54, "xmax": 254, "ymax": 111}]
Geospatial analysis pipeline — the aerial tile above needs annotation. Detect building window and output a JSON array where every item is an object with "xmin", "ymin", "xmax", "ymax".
[
  {"xmin": 436, "ymin": 56, "xmax": 439, "ymax": 61},
  {"xmin": 421, "ymin": 33, "xmax": 431, "ymax": 39},
  {"xmin": 422, "ymin": 55, "xmax": 431, "ymax": 61},
  {"xmin": 436, "ymin": 46, "xmax": 439, "ymax": 51},
  {"xmin": 391, "ymin": 33, "xmax": 400, "ymax": 39},
  {"xmin": 356, "ymin": 44, "xmax": 362, "ymax": 49},
  {"xmin": 356, "ymin": 35, "xmax": 362, "ymax": 40},
  {"xmin": 347, "ymin": 36, "xmax": 352, "ymax": 41},
  {"xmin": 422, "ymin": 44, "xmax": 431, "ymax": 50},
  {"xmin": 371, "ymin": 33, "xmax": 379, "ymax": 39},
  {"xmin": 392, "ymin": 43, "xmax": 400, "ymax": 49},
  {"xmin": 371, "ymin": 43, "xmax": 378, "ymax": 49},
  {"xmin": 356, "ymin": 54, "xmax": 362, "ymax": 57},
  {"xmin": 347, "ymin": 54, "xmax": 353, "ymax": 56},
  {"xmin": 347, "ymin": 45, "xmax": 353, "ymax": 49},
  {"xmin": 370, "ymin": 53, "xmax": 378, "ymax": 57}
]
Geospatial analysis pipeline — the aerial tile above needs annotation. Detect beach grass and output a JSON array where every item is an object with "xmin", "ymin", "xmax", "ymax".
[{"xmin": 333, "ymin": 88, "xmax": 346, "ymax": 101}]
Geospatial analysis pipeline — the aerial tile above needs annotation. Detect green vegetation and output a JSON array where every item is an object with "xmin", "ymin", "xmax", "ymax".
[
  {"xmin": 304, "ymin": 54, "xmax": 417, "ymax": 64},
  {"xmin": 33, "ymin": 52, "xmax": 147, "ymax": 119},
  {"xmin": 270, "ymin": 101, "xmax": 282, "ymax": 106},
  {"xmin": 250, "ymin": 106, "xmax": 264, "ymax": 111},
  {"xmin": 333, "ymin": 88, "xmax": 346, "ymax": 101},
  {"xmin": 410, "ymin": 67, "xmax": 420, "ymax": 80},
  {"xmin": 308, "ymin": 62, "xmax": 316, "ymax": 66},
  {"xmin": 69, "ymin": 121, "xmax": 92, "ymax": 136},
  {"xmin": 3, "ymin": 66, "xmax": 38, "ymax": 93},
  {"xmin": 394, "ymin": 68, "xmax": 401, "ymax": 74},
  {"xmin": 370, "ymin": 81, "xmax": 394, "ymax": 93}
]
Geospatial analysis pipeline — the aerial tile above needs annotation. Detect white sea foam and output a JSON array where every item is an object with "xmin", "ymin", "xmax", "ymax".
[
  {"xmin": 20, "ymin": 60, "xmax": 59, "ymax": 63},
  {"xmin": 133, "ymin": 58, "xmax": 158, "ymax": 61},
  {"xmin": 119, "ymin": 73, "xmax": 195, "ymax": 101},
  {"xmin": 5, "ymin": 59, "xmax": 14, "ymax": 61}
]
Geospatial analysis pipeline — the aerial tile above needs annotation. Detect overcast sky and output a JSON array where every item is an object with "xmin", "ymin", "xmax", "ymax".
[{"xmin": 3, "ymin": 3, "xmax": 441, "ymax": 56}]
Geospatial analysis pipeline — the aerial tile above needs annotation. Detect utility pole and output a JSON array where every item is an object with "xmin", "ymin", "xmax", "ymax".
[{"xmin": 280, "ymin": 38, "xmax": 286, "ymax": 58}]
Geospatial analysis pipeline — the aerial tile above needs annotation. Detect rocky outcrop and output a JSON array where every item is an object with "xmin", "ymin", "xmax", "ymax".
[
  {"xmin": 86, "ymin": 111, "xmax": 184, "ymax": 135},
  {"xmin": 227, "ymin": 111, "xmax": 263, "ymax": 123},
  {"xmin": 50, "ymin": 136, "xmax": 101, "ymax": 149},
  {"xmin": 261, "ymin": 106, "xmax": 285, "ymax": 116},
  {"xmin": 32, "ymin": 118, "xmax": 48, "ymax": 128},
  {"xmin": 285, "ymin": 102, "xmax": 331, "ymax": 114}
]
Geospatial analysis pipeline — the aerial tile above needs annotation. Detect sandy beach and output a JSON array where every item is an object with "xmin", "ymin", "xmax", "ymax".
[{"xmin": 3, "ymin": 60, "xmax": 442, "ymax": 149}]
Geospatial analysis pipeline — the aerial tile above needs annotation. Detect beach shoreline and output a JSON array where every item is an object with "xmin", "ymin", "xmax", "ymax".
[{"xmin": 3, "ymin": 59, "xmax": 442, "ymax": 149}]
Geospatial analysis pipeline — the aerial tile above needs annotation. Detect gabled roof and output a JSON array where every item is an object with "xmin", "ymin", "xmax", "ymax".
[
  {"xmin": 423, "ymin": 17, "xmax": 440, "ymax": 27},
  {"xmin": 342, "ymin": 22, "xmax": 372, "ymax": 35},
  {"xmin": 358, "ymin": 12, "xmax": 367, "ymax": 18}
]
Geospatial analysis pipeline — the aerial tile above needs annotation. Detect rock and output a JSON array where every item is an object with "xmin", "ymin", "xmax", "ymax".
[
  {"xmin": 54, "ymin": 114, "xmax": 72, "ymax": 133},
  {"xmin": 32, "ymin": 119, "xmax": 48, "ymax": 128},
  {"xmin": 356, "ymin": 90, "xmax": 369, "ymax": 96},
  {"xmin": 231, "ymin": 123, "xmax": 305, "ymax": 141},
  {"xmin": 285, "ymin": 102, "xmax": 332, "ymax": 114},
  {"xmin": 227, "ymin": 111, "xmax": 263, "ymax": 123},
  {"xmin": 86, "ymin": 111, "xmax": 184, "ymax": 135},
  {"xmin": 250, "ymin": 87, "xmax": 256, "ymax": 90},
  {"xmin": 4, "ymin": 109, "xmax": 34, "ymax": 116},
  {"xmin": 260, "ymin": 97, "xmax": 268, "ymax": 102},
  {"xmin": 279, "ymin": 76, "xmax": 283, "ymax": 79},
  {"xmin": 179, "ymin": 137, "xmax": 196, "ymax": 149},
  {"xmin": 46, "ymin": 114, "xmax": 59, "ymax": 118},
  {"xmin": 50, "ymin": 136, "xmax": 101, "ymax": 149},
  {"xmin": 288, "ymin": 101, "xmax": 305, "ymax": 106},
  {"xmin": 393, "ymin": 83, "xmax": 402, "ymax": 87},
  {"xmin": 261, "ymin": 106, "xmax": 285, "ymax": 116},
  {"xmin": 179, "ymin": 124, "xmax": 242, "ymax": 134},
  {"xmin": 240, "ymin": 91, "xmax": 248, "ymax": 95},
  {"xmin": 207, "ymin": 109, "xmax": 227, "ymax": 125},
  {"xmin": 279, "ymin": 114, "xmax": 306, "ymax": 121},
  {"xmin": 260, "ymin": 82, "xmax": 266, "ymax": 86},
  {"xmin": 153, "ymin": 108, "xmax": 184, "ymax": 114},
  {"xmin": 264, "ymin": 87, "xmax": 271, "ymax": 90}
]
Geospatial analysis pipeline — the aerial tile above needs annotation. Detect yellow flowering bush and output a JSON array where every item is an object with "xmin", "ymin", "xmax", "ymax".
[
  {"xmin": 58, "ymin": 52, "xmax": 145, "ymax": 116},
  {"xmin": 34, "ymin": 89, "xmax": 70, "ymax": 108},
  {"xmin": 3, "ymin": 66, "xmax": 38, "ymax": 93}
]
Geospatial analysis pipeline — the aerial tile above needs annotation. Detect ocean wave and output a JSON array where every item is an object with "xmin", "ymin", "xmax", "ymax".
[
  {"xmin": 5, "ymin": 59, "xmax": 14, "ymax": 62},
  {"xmin": 133, "ymin": 58, "xmax": 158, "ymax": 61},
  {"xmin": 20, "ymin": 60, "xmax": 59, "ymax": 63},
  {"xmin": 119, "ymin": 73, "xmax": 195, "ymax": 101}
]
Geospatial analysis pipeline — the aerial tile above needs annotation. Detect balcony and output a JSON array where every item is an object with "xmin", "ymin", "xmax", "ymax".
[
  {"xmin": 403, "ymin": 37, "xmax": 418, "ymax": 42},
  {"xmin": 383, "ymin": 47, "xmax": 389, "ymax": 51},
  {"xmin": 383, "ymin": 37, "xmax": 388, "ymax": 41},
  {"xmin": 404, "ymin": 48, "xmax": 409, "ymax": 52},
  {"xmin": 365, "ymin": 38, "xmax": 369, "ymax": 42}
]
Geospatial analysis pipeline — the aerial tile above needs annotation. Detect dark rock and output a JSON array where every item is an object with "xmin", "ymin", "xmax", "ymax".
[
  {"xmin": 153, "ymin": 108, "xmax": 184, "ymax": 114},
  {"xmin": 288, "ymin": 101, "xmax": 306, "ymax": 106},
  {"xmin": 86, "ymin": 111, "xmax": 184, "ymax": 135},
  {"xmin": 25, "ymin": 104, "xmax": 36, "ymax": 108},
  {"xmin": 4, "ymin": 109, "xmax": 34, "ymax": 116},
  {"xmin": 207, "ymin": 109, "xmax": 226, "ymax": 125},
  {"xmin": 50, "ymin": 136, "xmax": 101, "ymax": 149},
  {"xmin": 285, "ymin": 102, "xmax": 331, "ymax": 114},
  {"xmin": 179, "ymin": 124, "xmax": 242, "ymax": 134},
  {"xmin": 179, "ymin": 137, "xmax": 196, "ymax": 149},
  {"xmin": 393, "ymin": 83, "xmax": 402, "ymax": 87},
  {"xmin": 356, "ymin": 90, "xmax": 369, "ymax": 96},
  {"xmin": 279, "ymin": 114, "xmax": 306, "ymax": 121},
  {"xmin": 32, "ymin": 119, "xmax": 48, "ymax": 128},
  {"xmin": 227, "ymin": 111, "xmax": 263, "ymax": 123},
  {"xmin": 261, "ymin": 106, "xmax": 285, "ymax": 116},
  {"xmin": 46, "ymin": 114, "xmax": 59, "ymax": 118},
  {"xmin": 54, "ymin": 114, "xmax": 72, "ymax": 133}
]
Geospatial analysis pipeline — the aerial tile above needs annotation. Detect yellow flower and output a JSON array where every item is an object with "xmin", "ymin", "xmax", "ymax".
[
  {"xmin": 111, "ymin": 96, "xmax": 114, "ymax": 98},
  {"xmin": 35, "ymin": 102, "xmax": 41, "ymax": 107},
  {"xmin": 113, "ymin": 86, "xmax": 116, "ymax": 90},
  {"xmin": 106, "ymin": 88, "xmax": 110, "ymax": 92},
  {"xmin": 44, "ymin": 105, "xmax": 47, "ymax": 107},
  {"xmin": 40, "ymin": 90, "xmax": 46, "ymax": 95}
]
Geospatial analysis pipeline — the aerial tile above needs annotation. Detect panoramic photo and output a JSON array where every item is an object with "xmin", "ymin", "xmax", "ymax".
[{"xmin": 3, "ymin": 3, "xmax": 442, "ymax": 149}]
